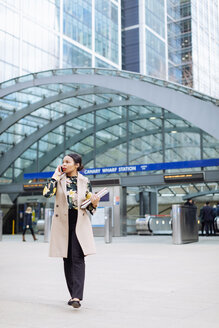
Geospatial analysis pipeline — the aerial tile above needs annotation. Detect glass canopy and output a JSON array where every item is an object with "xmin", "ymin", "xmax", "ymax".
[{"xmin": 0, "ymin": 68, "xmax": 218, "ymax": 184}]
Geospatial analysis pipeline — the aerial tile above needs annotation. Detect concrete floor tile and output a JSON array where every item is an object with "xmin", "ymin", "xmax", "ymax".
[{"xmin": 0, "ymin": 235, "xmax": 219, "ymax": 328}]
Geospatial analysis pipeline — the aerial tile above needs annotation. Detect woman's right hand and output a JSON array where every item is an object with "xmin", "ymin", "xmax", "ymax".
[{"xmin": 52, "ymin": 165, "xmax": 64, "ymax": 180}]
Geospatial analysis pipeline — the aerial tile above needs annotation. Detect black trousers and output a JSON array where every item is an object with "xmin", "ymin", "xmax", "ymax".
[
  {"xmin": 201, "ymin": 221, "xmax": 205, "ymax": 235},
  {"xmin": 205, "ymin": 220, "xmax": 212, "ymax": 235},
  {"xmin": 22, "ymin": 227, "xmax": 34, "ymax": 236},
  {"xmin": 63, "ymin": 209, "xmax": 85, "ymax": 300}
]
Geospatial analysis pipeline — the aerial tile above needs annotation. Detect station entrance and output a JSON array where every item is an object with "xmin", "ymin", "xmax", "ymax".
[{"xmin": 1, "ymin": 168, "xmax": 219, "ymax": 238}]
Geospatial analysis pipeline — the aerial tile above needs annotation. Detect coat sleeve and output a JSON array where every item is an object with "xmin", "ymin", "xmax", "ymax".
[{"xmin": 43, "ymin": 178, "xmax": 57, "ymax": 198}]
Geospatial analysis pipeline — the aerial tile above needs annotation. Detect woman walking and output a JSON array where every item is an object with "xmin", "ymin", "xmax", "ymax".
[
  {"xmin": 22, "ymin": 207, "xmax": 37, "ymax": 242},
  {"xmin": 43, "ymin": 153, "xmax": 99, "ymax": 308}
]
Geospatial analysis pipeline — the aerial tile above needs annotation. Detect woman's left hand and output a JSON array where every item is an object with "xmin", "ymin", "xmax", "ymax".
[{"xmin": 90, "ymin": 194, "xmax": 100, "ymax": 208}]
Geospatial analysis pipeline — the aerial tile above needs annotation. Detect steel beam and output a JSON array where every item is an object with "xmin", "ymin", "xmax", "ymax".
[
  {"xmin": 0, "ymin": 99, "xmax": 148, "ymax": 175},
  {"xmin": 0, "ymin": 72, "xmax": 218, "ymax": 139},
  {"xmin": 1, "ymin": 170, "xmax": 219, "ymax": 194},
  {"xmin": 0, "ymin": 86, "xmax": 130, "ymax": 134},
  {"xmin": 15, "ymin": 127, "xmax": 200, "ymax": 183},
  {"xmin": 82, "ymin": 127, "xmax": 200, "ymax": 165}
]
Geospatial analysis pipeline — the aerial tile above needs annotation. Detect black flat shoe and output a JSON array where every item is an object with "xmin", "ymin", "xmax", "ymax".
[
  {"xmin": 72, "ymin": 300, "xmax": 81, "ymax": 308},
  {"xmin": 68, "ymin": 298, "xmax": 74, "ymax": 306}
]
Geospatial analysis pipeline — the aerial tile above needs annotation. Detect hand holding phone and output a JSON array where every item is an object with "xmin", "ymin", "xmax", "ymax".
[{"xmin": 52, "ymin": 165, "xmax": 64, "ymax": 179}]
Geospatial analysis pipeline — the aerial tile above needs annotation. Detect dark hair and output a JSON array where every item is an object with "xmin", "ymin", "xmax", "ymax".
[
  {"xmin": 206, "ymin": 201, "xmax": 210, "ymax": 205},
  {"xmin": 66, "ymin": 153, "xmax": 84, "ymax": 171}
]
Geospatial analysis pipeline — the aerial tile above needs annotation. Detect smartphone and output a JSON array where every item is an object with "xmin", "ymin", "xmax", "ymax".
[{"xmin": 60, "ymin": 166, "xmax": 63, "ymax": 172}]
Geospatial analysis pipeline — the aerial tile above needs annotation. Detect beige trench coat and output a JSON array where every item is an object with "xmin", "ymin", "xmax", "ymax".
[{"xmin": 49, "ymin": 172, "xmax": 96, "ymax": 258}]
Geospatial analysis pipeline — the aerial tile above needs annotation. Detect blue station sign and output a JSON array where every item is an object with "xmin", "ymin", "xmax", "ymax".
[
  {"xmin": 82, "ymin": 158, "xmax": 219, "ymax": 175},
  {"xmin": 23, "ymin": 158, "xmax": 219, "ymax": 180}
]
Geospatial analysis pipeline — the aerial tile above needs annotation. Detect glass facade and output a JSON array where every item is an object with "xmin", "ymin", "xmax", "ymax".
[
  {"xmin": 0, "ymin": 68, "xmax": 218, "ymax": 184},
  {"xmin": 122, "ymin": 0, "xmax": 218, "ymax": 98},
  {"xmin": 95, "ymin": 57, "xmax": 116, "ymax": 68},
  {"xmin": 0, "ymin": 1, "xmax": 218, "ymax": 185},
  {"xmin": 0, "ymin": 0, "xmax": 120, "ymax": 83},
  {"xmin": 191, "ymin": 0, "xmax": 219, "ymax": 97},
  {"xmin": 121, "ymin": 0, "xmax": 139, "ymax": 72},
  {"xmin": 167, "ymin": 0, "xmax": 193, "ymax": 87},
  {"xmin": 63, "ymin": 0, "xmax": 92, "ymax": 49},
  {"xmin": 95, "ymin": 0, "xmax": 119, "ymax": 63},
  {"xmin": 167, "ymin": 0, "xmax": 219, "ymax": 97},
  {"xmin": 63, "ymin": 40, "xmax": 92, "ymax": 67},
  {"xmin": 146, "ymin": 29, "xmax": 166, "ymax": 79},
  {"xmin": 145, "ymin": 0, "xmax": 166, "ymax": 79},
  {"xmin": 122, "ymin": 0, "xmax": 167, "ymax": 79},
  {"xmin": 145, "ymin": 0, "xmax": 165, "ymax": 38}
]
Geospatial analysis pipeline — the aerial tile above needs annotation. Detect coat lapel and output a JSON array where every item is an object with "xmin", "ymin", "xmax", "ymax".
[
  {"xmin": 60, "ymin": 174, "xmax": 67, "ymax": 199},
  {"xmin": 77, "ymin": 172, "xmax": 88, "ymax": 207}
]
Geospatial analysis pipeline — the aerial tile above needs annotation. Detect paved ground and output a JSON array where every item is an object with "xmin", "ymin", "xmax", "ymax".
[{"xmin": 0, "ymin": 234, "xmax": 219, "ymax": 328}]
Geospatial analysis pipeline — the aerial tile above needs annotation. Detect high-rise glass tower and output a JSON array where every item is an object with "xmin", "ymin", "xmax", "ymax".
[
  {"xmin": 122, "ymin": 0, "xmax": 167, "ymax": 79},
  {"xmin": 0, "ymin": 0, "xmax": 121, "ymax": 82},
  {"xmin": 0, "ymin": 0, "xmax": 218, "ymax": 98},
  {"xmin": 167, "ymin": 0, "xmax": 219, "ymax": 97},
  {"xmin": 122, "ymin": 0, "xmax": 219, "ymax": 98}
]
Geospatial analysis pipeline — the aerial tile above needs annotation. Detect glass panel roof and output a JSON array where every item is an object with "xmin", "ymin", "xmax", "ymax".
[{"xmin": 0, "ymin": 68, "xmax": 218, "ymax": 183}]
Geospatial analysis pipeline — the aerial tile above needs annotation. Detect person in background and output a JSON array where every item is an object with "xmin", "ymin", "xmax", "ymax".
[
  {"xmin": 199, "ymin": 204, "xmax": 205, "ymax": 236},
  {"xmin": 215, "ymin": 202, "xmax": 219, "ymax": 217},
  {"xmin": 184, "ymin": 198, "xmax": 194, "ymax": 206},
  {"xmin": 22, "ymin": 206, "xmax": 37, "ymax": 242},
  {"xmin": 212, "ymin": 204, "xmax": 218, "ymax": 235},
  {"xmin": 212, "ymin": 203, "xmax": 219, "ymax": 218},
  {"xmin": 202, "ymin": 201, "xmax": 214, "ymax": 236}
]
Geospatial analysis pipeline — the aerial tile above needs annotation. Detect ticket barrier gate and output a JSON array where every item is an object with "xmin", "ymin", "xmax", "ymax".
[
  {"xmin": 0, "ymin": 210, "xmax": 3, "ymax": 241},
  {"xmin": 104, "ymin": 207, "xmax": 113, "ymax": 243},
  {"xmin": 136, "ymin": 215, "xmax": 172, "ymax": 235},
  {"xmin": 214, "ymin": 217, "xmax": 219, "ymax": 232},
  {"xmin": 36, "ymin": 208, "xmax": 53, "ymax": 242},
  {"xmin": 172, "ymin": 204, "xmax": 198, "ymax": 244}
]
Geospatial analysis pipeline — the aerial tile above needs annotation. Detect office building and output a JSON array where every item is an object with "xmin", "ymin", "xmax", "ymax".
[
  {"xmin": 122, "ymin": 0, "xmax": 219, "ymax": 98},
  {"xmin": 0, "ymin": 0, "xmax": 121, "ymax": 83}
]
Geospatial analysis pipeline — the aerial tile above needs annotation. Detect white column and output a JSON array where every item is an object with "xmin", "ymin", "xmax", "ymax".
[
  {"xmin": 164, "ymin": 0, "xmax": 168, "ymax": 81},
  {"xmin": 118, "ymin": 0, "xmax": 122, "ymax": 69},
  {"xmin": 92, "ymin": 0, "xmax": 95, "ymax": 67},
  {"xmin": 19, "ymin": 0, "xmax": 23, "ymax": 76},
  {"xmin": 59, "ymin": 0, "xmax": 63, "ymax": 68},
  {"xmin": 139, "ymin": 0, "xmax": 146, "ymax": 75},
  {"xmin": 207, "ymin": 0, "xmax": 212, "ymax": 96}
]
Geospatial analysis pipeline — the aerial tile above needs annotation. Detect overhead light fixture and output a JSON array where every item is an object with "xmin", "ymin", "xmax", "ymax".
[
  {"xmin": 171, "ymin": 130, "xmax": 177, "ymax": 133},
  {"xmin": 149, "ymin": 116, "xmax": 156, "ymax": 120}
]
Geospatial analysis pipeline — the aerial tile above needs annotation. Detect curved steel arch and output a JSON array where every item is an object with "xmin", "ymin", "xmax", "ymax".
[
  {"xmin": 0, "ymin": 86, "xmax": 130, "ymax": 134},
  {"xmin": 82, "ymin": 127, "xmax": 201, "ymax": 165},
  {"xmin": 0, "ymin": 72, "xmax": 218, "ymax": 139},
  {"xmin": 18, "ymin": 113, "xmax": 186, "ymax": 177},
  {"xmin": 0, "ymin": 98, "xmax": 163, "ymax": 175},
  {"xmin": 18, "ymin": 126, "xmax": 201, "ymax": 182},
  {"xmin": 15, "ymin": 140, "xmax": 217, "ymax": 183},
  {"xmin": 130, "ymin": 143, "xmax": 219, "ymax": 163},
  {"xmin": 30, "ymin": 142, "xmax": 205, "ymax": 178}
]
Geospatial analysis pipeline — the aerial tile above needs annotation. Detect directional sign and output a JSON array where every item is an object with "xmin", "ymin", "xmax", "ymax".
[{"xmin": 23, "ymin": 158, "xmax": 219, "ymax": 180}]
